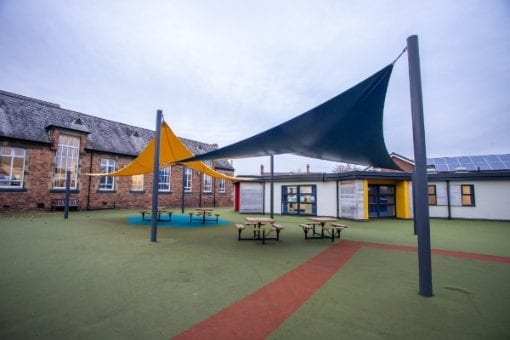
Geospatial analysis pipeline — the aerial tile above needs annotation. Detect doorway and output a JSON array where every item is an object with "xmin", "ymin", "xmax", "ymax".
[{"xmin": 368, "ymin": 185, "xmax": 396, "ymax": 218}]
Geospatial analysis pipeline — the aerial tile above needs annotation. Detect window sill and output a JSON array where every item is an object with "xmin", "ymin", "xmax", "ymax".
[
  {"xmin": 51, "ymin": 189, "xmax": 80, "ymax": 193},
  {"xmin": 96, "ymin": 190, "xmax": 117, "ymax": 194},
  {"xmin": 0, "ymin": 187, "xmax": 27, "ymax": 192}
]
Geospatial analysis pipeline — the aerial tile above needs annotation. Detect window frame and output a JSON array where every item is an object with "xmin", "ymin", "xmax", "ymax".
[
  {"xmin": 428, "ymin": 184, "xmax": 437, "ymax": 206},
  {"xmin": 184, "ymin": 167, "xmax": 192, "ymax": 192},
  {"xmin": 461, "ymin": 184, "xmax": 475, "ymax": 206},
  {"xmin": 158, "ymin": 166, "xmax": 171, "ymax": 192},
  {"xmin": 203, "ymin": 173, "xmax": 213, "ymax": 193},
  {"xmin": 99, "ymin": 158, "xmax": 116, "ymax": 191},
  {"xmin": 0, "ymin": 146, "xmax": 26, "ymax": 188},
  {"xmin": 219, "ymin": 178, "xmax": 226, "ymax": 193},
  {"xmin": 53, "ymin": 134, "xmax": 80, "ymax": 189},
  {"xmin": 131, "ymin": 174, "xmax": 144, "ymax": 192}
]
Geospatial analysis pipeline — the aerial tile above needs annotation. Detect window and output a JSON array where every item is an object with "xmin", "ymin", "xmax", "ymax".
[
  {"xmin": 184, "ymin": 167, "xmax": 192, "ymax": 192},
  {"xmin": 219, "ymin": 178, "xmax": 226, "ymax": 193},
  {"xmin": 428, "ymin": 185, "xmax": 437, "ymax": 205},
  {"xmin": 203, "ymin": 174, "xmax": 212, "ymax": 192},
  {"xmin": 203, "ymin": 161, "xmax": 212, "ymax": 193},
  {"xmin": 53, "ymin": 135, "xmax": 80, "ymax": 189},
  {"xmin": 0, "ymin": 147, "xmax": 25, "ymax": 188},
  {"xmin": 99, "ymin": 158, "xmax": 115, "ymax": 190},
  {"xmin": 281, "ymin": 185, "xmax": 317, "ymax": 215},
  {"xmin": 158, "ymin": 166, "xmax": 171, "ymax": 192},
  {"xmin": 131, "ymin": 174, "xmax": 144, "ymax": 191},
  {"xmin": 461, "ymin": 184, "xmax": 475, "ymax": 206}
]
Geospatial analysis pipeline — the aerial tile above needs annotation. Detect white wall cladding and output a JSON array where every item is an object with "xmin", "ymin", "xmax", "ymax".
[
  {"xmin": 339, "ymin": 180, "xmax": 366, "ymax": 220},
  {"xmin": 429, "ymin": 180, "xmax": 510, "ymax": 220},
  {"xmin": 239, "ymin": 182, "xmax": 264, "ymax": 213}
]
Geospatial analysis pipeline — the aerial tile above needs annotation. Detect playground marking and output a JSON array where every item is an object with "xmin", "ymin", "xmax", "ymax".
[
  {"xmin": 173, "ymin": 240, "xmax": 362, "ymax": 340},
  {"xmin": 174, "ymin": 240, "xmax": 510, "ymax": 339}
]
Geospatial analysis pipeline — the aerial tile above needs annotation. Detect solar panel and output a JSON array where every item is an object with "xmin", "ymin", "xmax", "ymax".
[
  {"xmin": 488, "ymin": 161, "xmax": 505, "ymax": 170},
  {"xmin": 427, "ymin": 154, "xmax": 510, "ymax": 172},
  {"xmin": 470, "ymin": 155, "xmax": 485, "ymax": 162}
]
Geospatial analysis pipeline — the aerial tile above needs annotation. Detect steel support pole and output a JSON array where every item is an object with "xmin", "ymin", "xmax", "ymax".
[
  {"xmin": 181, "ymin": 165, "xmax": 186, "ymax": 214},
  {"xmin": 407, "ymin": 35, "xmax": 433, "ymax": 297},
  {"xmin": 270, "ymin": 155, "xmax": 274, "ymax": 219},
  {"xmin": 150, "ymin": 110, "xmax": 163, "ymax": 243}
]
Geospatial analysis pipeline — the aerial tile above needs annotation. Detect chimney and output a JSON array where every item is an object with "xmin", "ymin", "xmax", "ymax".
[
  {"xmin": 260, "ymin": 164, "xmax": 264, "ymax": 175},
  {"xmin": 306, "ymin": 164, "xmax": 310, "ymax": 173}
]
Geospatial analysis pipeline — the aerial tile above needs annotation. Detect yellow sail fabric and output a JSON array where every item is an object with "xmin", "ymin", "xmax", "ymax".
[{"xmin": 88, "ymin": 122, "xmax": 240, "ymax": 181}]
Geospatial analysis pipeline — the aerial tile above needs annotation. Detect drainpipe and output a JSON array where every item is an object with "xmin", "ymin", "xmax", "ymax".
[
  {"xmin": 199, "ymin": 172, "xmax": 202, "ymax": 208},
  {"xmin": 446, "ymin": 180, "xmax": 451, "ymax": 219},
  {"xmin": 336, "ymin": 180, "xmax": 340, "ymax": 218},
  {"xmin": 87, "ymin": 151, "xmax": 93, "ymax": 210}
]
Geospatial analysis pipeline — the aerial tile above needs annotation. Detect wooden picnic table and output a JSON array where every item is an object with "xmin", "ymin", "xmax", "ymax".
[
  {"xmin": 299, "ymin": 217, "xmax": 347, "ymax": 242},
  {"xmin": 140, "ymin": 207, "xmax": 173, "ymax": 221},
  {"xmin": 190, "ymin": 208, "xmax": 219, "ymax": 224},
  {"xmin": 242, "ymin": 216, "xmax": 278, "ymax": 244}
]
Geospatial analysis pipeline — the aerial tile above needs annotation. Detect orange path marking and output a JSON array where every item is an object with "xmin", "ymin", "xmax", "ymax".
[
  {"xmin": 173, "ymin": 240, "xmax": 363, "ymax": 340},
  {"xmin": 174, "ymin": 240, "xmax": 510, "ymax": 339}
]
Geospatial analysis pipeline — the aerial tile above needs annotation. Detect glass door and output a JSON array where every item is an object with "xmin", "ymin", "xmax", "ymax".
[{"xmin": 368, "ymin": 185, "xmax": 396, "ymax": 218}]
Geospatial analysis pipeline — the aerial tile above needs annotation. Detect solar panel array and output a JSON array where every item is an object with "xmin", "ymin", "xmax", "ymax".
[{"xmin": 427, "ymin": 154, "xmax": 510, "ymax": 172}]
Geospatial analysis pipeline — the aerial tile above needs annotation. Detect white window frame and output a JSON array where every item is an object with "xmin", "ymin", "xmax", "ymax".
[
  {"xmin": 131, "ymin": 174, "xmax": 144, "ymax": 191},
  {"xmin": 158, "ymin": 166, "xmax": 171, "ymax": 192},
  {"xmin": 184, "ymin": 167, "xmax": 192, "ymax": 192},
  {"xmin": 219, "ymin": 178, "xmax": 226, "ymax": 193},
  {"xmin": 53, "ymin": 135, "xmax": 80, "ymax": 189},
  {"xmin": 99, "ymin": 158, "xmax": 116, "ymax": 191},
  {"xmin": 203, "ymin": 160, "xmax": 213, "ymax": 193},
  {"xmin": 203, "ymin": 174, "xmax": 212, "ymax": 193},
  {"xmin": 0, "ymin": 146, "xmax": 25, "ymax": 188}
]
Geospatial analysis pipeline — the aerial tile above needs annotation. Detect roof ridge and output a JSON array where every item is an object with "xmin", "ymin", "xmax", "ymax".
[{"xmin": 0, "ymin": 89, "xmax": 60, "ymax": 108}]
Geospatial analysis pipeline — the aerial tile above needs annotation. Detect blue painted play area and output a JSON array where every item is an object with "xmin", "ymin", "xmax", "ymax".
[{"xmin": 127, "ymin": 214, "xmax": 229, "ymax": 229}]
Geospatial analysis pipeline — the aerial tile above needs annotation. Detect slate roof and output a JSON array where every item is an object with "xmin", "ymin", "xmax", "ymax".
[{"xmin": 0, "ymin": 90, "xmax": 234, "ymax": 170}]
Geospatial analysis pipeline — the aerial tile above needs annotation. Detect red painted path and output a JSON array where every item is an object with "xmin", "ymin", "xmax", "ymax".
[{"xmin": 174, "ymin": 240, "xmax": 510, "ymax": 339}]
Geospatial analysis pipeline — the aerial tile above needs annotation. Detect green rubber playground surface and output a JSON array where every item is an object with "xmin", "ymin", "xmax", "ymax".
[{"xmin": 1, "ymin": 208, "xmax": 509, "ymax": 339}]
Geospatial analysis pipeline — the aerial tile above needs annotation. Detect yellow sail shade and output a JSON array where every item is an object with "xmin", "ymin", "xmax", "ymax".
[{"xmin": 88, "ymin": 121, "xmax": 241, "ymax": 181}]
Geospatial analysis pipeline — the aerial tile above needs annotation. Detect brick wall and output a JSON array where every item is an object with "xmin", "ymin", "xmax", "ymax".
[{"xmin": 0, "ymin": 139, "xmax": 234, "ymax": 211}]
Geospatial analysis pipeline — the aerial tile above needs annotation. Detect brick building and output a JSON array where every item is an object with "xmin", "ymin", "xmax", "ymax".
[{"xmin": 0, "ymin": 90, "xmax": 234, "ymax": 211}]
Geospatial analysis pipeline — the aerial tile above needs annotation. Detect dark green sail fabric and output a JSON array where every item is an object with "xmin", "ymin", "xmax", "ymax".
[{"xmin": 182, "ymin": 64, "xmax": 400, "ymax": 170}]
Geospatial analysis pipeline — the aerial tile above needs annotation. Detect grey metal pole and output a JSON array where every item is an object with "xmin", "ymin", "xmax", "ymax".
[
  {"xmin": 181, "ymin": 165, "xmax": 186, "ymax": 214},
  {"xmin": 270, "ymin": 155, "xmax": 274, "ymax": 218},
  {"xmin": 150, "ymin": 110, "xmax": 163, "ymax": 243},
  {"xmin": 64, "ymin": 170, "xmax": 71, "ymax": 219},
  {"xmin": 407, "ymin": 35, "xmax": 433, "ymax": 297}
]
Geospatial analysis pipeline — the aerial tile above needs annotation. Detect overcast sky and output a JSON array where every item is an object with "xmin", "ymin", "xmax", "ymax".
[{"xmin": 1, "ymin": 0, "xmax": 509, "ymax": 175}]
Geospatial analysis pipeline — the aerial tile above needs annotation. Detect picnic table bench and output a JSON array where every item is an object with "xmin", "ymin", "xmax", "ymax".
[
  {"xmin": 299, "ymin": 221, "xmax": 347, "ymax": 242},
  {"xmin": 140, "ymin": 207, "xmax": 173, "ymax": 221},
  {"xmin": 236, "ymin": 222, "xmax": 285, "ymax": 244},
  {"xmin": 189, "ymin": 208, "xmax": 220, "ymax": 223}
]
